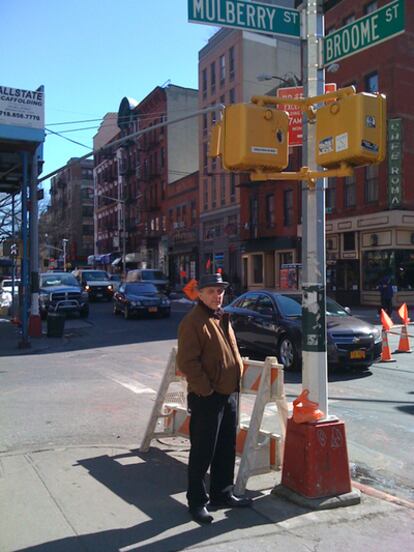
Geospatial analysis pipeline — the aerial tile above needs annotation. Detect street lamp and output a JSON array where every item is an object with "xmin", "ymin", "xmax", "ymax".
[
  {"xmin": 98, "ymin": 194, "xmax": 126, "ymax": 280},
  {"xmin": 256, "ymin": 72, "xmax": 301, "ymax": 86}
]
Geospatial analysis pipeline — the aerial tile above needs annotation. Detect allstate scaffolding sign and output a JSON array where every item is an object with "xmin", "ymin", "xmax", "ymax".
[{"xmin": 0, "ymin": 85, "xmax": 45, "ymax": 142}]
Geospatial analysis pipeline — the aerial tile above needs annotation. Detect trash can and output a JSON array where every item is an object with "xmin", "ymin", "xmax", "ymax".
[{"xmin": 47, "ymin": 312, "xmax": 65, "ymax": 337}]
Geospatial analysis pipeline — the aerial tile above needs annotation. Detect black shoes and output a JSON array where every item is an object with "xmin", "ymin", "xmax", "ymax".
[
  {"xmin": 209, "ymin": 493, "xmax": 253, "ymax": 509},
  {"xmin": 189, "ymin": 506, "xmax": 213, "ymax": 524}
]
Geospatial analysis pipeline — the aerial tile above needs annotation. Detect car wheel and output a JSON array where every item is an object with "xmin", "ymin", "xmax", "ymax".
[
  {"xmin": 277, "ymin": 334, "xmax": 299, "ymax": 371},
  {"xmin": 113, "ymin": 303, "xmax": 120, "ymax": 315},
  {"xmin": 124, "ymin": 305, "xmax": 131, "ymax": 320},
  {"xmin": 80, "ymin": 306, "xmax": 89, "ymax": 318}
]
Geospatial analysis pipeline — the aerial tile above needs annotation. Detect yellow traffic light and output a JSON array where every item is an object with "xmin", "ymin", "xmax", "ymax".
[
  {"xmin": 210, "ymin": 103, "xmax": 289, "ymax": 172},
  {"xmin": 315, "ymin": 92, "xmax": 386, "ymax": 169}
]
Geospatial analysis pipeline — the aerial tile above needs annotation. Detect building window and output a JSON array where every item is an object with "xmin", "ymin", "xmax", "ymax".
[
  {"xmin": 365, "ymin": 165, "xmax": 379, "ymax": 203},
  {"xmin": 343, "ymin": 231, "xmax": 355, "ymax": 251},
  {"xmin": 343, "ymin": 14, "xmax": 355, "ymax": 25},
  {"xmin": 210, "ymin": 61, "xmax": 216, "ymax": 95},
  {"xmin": 344, "ymin": 176, "xmax": 356, "ymax": 208},
  {"xmin": 265, "ymin": 194, "xmax": 275, "ymax": 227},
  {"xmin": 211, "ymin": 176, "xmax": 217, "ymax": 208},
  {"xmin": 203, "ymin": 178, "xmax": 208, "ymax": 210},
  {"xmin": 365, "ymin": 72, "xmax": 379, "ymax": 93},
  {"xmin": 229, "ymin": 46, "xmax": 235, "ymax": 80},
  {"xmin": 230, "ymin": 174, "xmax": 236, "ymax": 201},
  {"xmin": 252, "ymin": 254, "xmax": 263, "ymax": 284},
  {"xmin": 219, "ymin": 54, "xmax": 225, "ymax": 84},
  {"xmin": 202, "ymin": 68, "xmax": 207, "ymax": 98},
  {"xmin": 364, "ymin": 1, "xmax": 378, "ymax": 15},
  {"xmin": 203, "ymin": 142, "xmax": 208, "ymax": 173},
  {"xmin": 326, "ymin": 178, "xmax": 336, "ymax": 212},
  {"xmin": 283, "ymin": 189, "xmax": 294, "ymax": 226},
  {"xmin": 202, "ymin": 113, "xmax": 207, "ymax": 137},
  {"xmin": 229, "ymin": 88, "xmax": 236, "ymax": 104},
  {"xmin": 191, "ymin": 200, "xmax": 196, "ymax": 226},
  {"xmin": 220, "ymin": 175, "xmax": 226, "ymax": 205}
]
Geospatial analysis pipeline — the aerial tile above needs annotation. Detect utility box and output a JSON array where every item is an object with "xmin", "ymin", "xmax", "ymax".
[
  {"xmin": 216, "ymin": 103, "xmax": 289, "ymax": 172},
  {"xmin": 315, "ymin": 92, "xmax": 386, "ymax": 169}
]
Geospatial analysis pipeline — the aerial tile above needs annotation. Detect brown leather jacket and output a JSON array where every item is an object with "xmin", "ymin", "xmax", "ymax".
[{"xmin": 177, "ymin": 302, "xmax": 243, "ymax": 396}]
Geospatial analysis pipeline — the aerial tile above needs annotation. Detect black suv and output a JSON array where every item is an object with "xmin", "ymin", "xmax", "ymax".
[
  {"xmin": 73, "ymin": 269, "xmax": 114, "ymax": 301},
  {"xmin": 39, "ymin": 272, "xmax": 89, "ymax": 319}
]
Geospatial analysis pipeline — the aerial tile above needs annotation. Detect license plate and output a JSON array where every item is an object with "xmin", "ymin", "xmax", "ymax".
[
  {"xmin": 148, "ymin": 307, "xmax": 158, "ymax": 313},
  {"xmin": 350, "ymin": 350, "xmax": 365, "ymax": 359},
  {"xmin": 96, "ymin": 293, "xmax": 103, "ymax": 298}
]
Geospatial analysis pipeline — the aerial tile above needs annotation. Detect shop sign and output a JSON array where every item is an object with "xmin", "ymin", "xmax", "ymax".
[{"xmin": 387, "ymin": 118, "xmax": 402, "ymax": 209}]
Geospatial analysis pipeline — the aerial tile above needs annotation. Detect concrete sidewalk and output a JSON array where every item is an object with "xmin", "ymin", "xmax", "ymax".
[{"xmin": 1, "ymin": 441, "xmax": 413, "ymax": 552}]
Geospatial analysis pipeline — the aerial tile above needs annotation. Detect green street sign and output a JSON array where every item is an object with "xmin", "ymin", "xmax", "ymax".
[
  {"xmin": 324, "ymin": 0, "xmax": 405, "ymax": 66},
  {"xmin": 188, "ymin": 0, "xmax": 300, "ymax": 38}
]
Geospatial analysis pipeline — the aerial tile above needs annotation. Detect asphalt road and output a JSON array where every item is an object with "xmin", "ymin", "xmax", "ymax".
[{"xmin": 0, "ymin": 299, "xmax": 413, "ymax": 502}]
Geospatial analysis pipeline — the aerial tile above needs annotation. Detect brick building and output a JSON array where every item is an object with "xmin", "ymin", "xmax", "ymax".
[
  {"xmin": 198, "ymin": 14, "xmax": 300, "ymax": 289},
  {"xmin": 323, "ymin": 0, "xmax": 414, "ymax": 307},
  {"xmin": 239, "ymin": 0, "xmax": 413, "ymax": 306},
  {"xmin": 45, "ymin": 158, "xmax": 94, "ymax": 269}
]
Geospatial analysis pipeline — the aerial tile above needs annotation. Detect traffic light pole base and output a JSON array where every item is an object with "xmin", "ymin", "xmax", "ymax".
[
  {"xmin": 276, "ymin": 417, "xmax": 360, "ymax": 507},
  {"xmin": 271, "ymin": 483, "xmax": 361, "ymax": 510},
  {"xmin": 28, "ymin": 314, "xmax": 42, "ymax": 337}
]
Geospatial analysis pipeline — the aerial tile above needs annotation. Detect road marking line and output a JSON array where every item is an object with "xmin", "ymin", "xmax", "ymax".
[{"xmin": 109, "ymin": 376, "xmax": 156, "ymax": 395}]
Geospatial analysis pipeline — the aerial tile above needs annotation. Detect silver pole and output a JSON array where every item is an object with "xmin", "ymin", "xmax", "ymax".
[
  {"xmin": 300, "ymin": 0, "xmax": 328, "ymax": 417},
  {"xmin": 62, "ymin": 239, "xmax": 68, "ymax": 271}
]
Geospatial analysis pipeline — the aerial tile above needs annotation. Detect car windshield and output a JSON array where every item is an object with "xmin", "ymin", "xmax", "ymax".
[
  {"xmin": 275, "ymin": 294, "xmax": 349, "ymax": 317},
  {"xmin": 83, "ymin": 271, "xmax": 108, "ymax": 281},
  {"xmin": 125, "ymin": 283, "xmax": 157, "ymax": 294},
  {"xmin": 141, "ymin": 270, "xmax": 165, "ymax": 281},
  {"xmin": 1, "ymin": 280, "xmax": 19, "ymax": 287},
  {"xmin": 41, "ymin": 274, "xmax": 79, "ymax": 287},
  {"xmin": 110, "ymin": 274, "xmax": 121, "ymax": 281},
  {"xmin": 326, "ymin": 298, "xmax": 349, "ymax": 316}
]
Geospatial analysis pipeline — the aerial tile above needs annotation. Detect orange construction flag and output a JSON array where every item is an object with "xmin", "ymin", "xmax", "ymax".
[
  {"xmin": 380, "ymin": 308, "xmax": 393, "ymax": 332},
  {"xmin": 183, "ymin": 278, "xmax": 198, "ymax": 301},
  {"xmin": 398, "ymin": 303, "xmax": 410, "ymax": 325}
]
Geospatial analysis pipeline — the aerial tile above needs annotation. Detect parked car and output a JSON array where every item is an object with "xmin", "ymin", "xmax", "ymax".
[
  {"xmin": 225, "ymin": 290, "xmax": 382, "ymax": 371},
  {"xmin": 72, "ymin": 269, "xmax": 113, "ymax": 301},
  {"xmin": 39, "ymin": 272, "xmax": 89, "ymax": 319},
  {"xmin": 126, "ymin": 269, "xmax": 171, "ymax": 296},
  {"xmin": 113, "ymin": 282, "xmax": 171, "ymax": 319}
]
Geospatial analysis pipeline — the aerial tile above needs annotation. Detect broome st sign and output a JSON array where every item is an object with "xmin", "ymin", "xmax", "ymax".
[
  {"xmin": 188, "ymin": 0, "xmax": 300, "ymax": 38},
  {"xmin": 324, "ymin": 0, "xmax": 405, "ymax": 65}
]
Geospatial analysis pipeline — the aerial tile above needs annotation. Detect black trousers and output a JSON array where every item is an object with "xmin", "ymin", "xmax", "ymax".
[{"xmin": 186, "ymin": 391, "xmax": 238, "ymax": 509}]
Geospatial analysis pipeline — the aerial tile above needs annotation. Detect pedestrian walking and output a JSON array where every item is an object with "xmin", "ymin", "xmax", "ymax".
[
  {"xmin": 378, "ymin": 275, "xmax": 394, "ymax": 317},
  {"xmin": 176, "ymin": 273, "xmax": 252, "ymax": 524}
]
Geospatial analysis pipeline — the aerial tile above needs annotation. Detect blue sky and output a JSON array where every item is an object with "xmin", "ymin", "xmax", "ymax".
[{"xmin": 1, "ymin": 0, "xmax": 217, "ymax": 194}]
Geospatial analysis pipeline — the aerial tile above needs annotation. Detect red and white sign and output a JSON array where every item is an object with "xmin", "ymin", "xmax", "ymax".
[{"xmin": 277, "ymin": 83, "xmax": 337, "ymax": 146}]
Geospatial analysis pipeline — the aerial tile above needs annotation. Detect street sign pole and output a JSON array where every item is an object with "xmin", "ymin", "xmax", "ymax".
[{"xmin": 301, "ymin": 0, "xmax": 328, "ymax": 417}]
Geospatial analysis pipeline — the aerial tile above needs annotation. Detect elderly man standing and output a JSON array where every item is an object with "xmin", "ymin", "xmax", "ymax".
[{"xmin": 177, "ymin": 273, "xmax": 252, "ymax": 524}]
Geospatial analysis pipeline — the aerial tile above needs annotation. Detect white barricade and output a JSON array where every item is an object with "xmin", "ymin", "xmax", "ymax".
[{"xmin": 140, "ymin": 347, "xmax": 288, "ymax": 494}]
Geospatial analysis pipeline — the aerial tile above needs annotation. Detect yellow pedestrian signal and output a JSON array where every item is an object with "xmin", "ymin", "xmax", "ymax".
[
  {"xmin": 210, "ymin": 103, "xmax": 289, "ymax": 172},
  {"xmin": 315, "ymin": 92, "xmax": 386, "ymax": 169}
]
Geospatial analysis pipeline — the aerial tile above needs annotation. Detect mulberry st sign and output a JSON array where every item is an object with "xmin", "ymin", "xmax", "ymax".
[
  {"xmin": 324, "ymin": 0, "xmax": 404, "ymax": 65},
  {"xmin": 188, "ymin": 0, "xmax": 300, "ymax": 38}
]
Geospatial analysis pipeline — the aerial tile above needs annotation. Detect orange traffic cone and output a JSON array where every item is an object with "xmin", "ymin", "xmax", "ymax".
[
  {"xmin": 380, "ymin": 329, "xmax": 396, "ymax": 363},
  {"xmin": 395, "ymin": 325, "xmax": 412, "ymax": 353}
]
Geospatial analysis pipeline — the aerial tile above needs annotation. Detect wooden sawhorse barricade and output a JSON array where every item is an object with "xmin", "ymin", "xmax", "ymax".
[{"xmin": 140, "ymin": 347, "xmax": 288, "ymax": 494}]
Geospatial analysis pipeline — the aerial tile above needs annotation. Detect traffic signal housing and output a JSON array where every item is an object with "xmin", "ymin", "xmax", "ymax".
[
  {"xmin": 210, "ymin": 103, "xmax": 289, "ymax": 172},
  {"xmin": 315, "ymin": 92, "xmax": 386, "ymax": 169}
]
